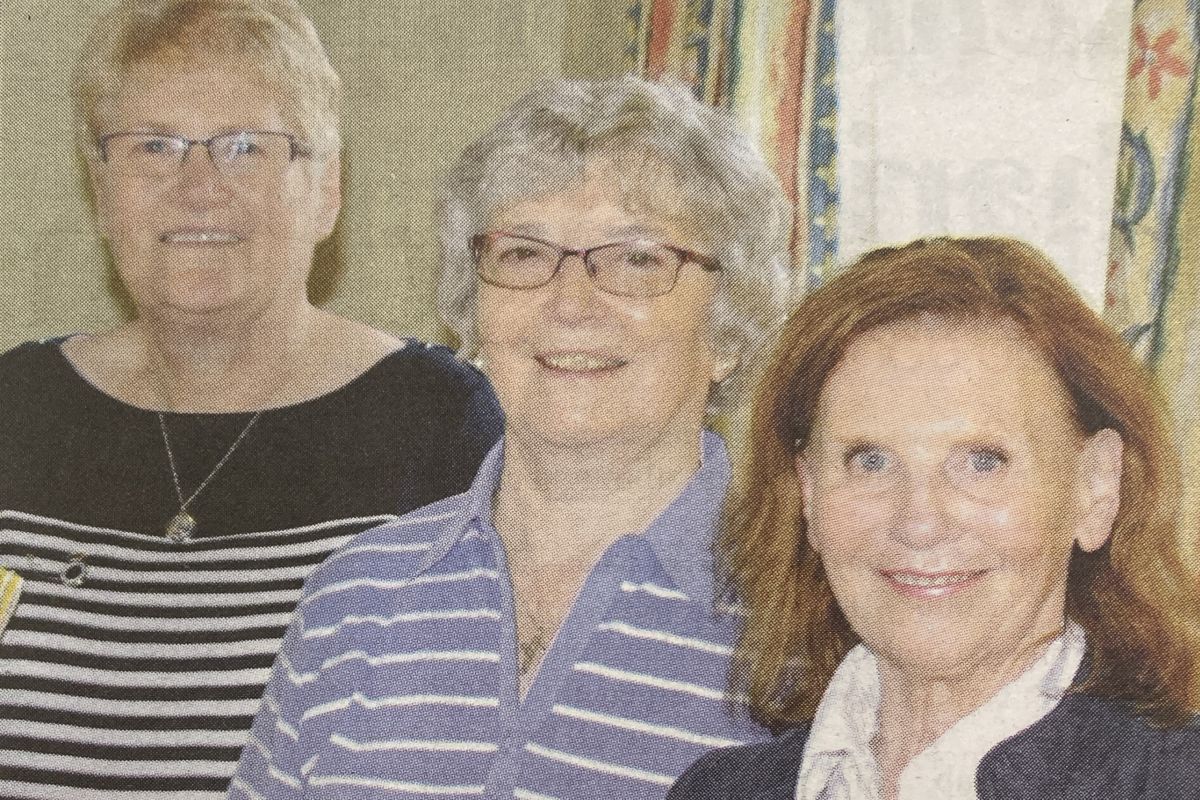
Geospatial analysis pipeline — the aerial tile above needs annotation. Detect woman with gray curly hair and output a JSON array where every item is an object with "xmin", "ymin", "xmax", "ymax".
[{"xmin": 233, "ymin": 75, "xmax": 790, "ymax": 800}]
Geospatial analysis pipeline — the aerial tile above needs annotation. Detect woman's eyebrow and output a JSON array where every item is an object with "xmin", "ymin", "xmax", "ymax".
[
  {"xmin": 496, "ymin": 222, "xmax": 545, "ymax": 236},
  {"xmin": 806, "ymin": 435, "xmax": 875, "ymax": 456},
  {"xmin": 111, "ymin": 123, "xmax": 177, "ymax": 134},
  {"xmin": 606, "ymin": 223, "xmax": 664, "ymax": 238}
]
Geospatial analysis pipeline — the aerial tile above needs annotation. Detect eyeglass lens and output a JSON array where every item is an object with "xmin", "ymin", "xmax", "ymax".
[{"xmin": 100, "ymin": 133, "xmax": 294, "ymax": 179}]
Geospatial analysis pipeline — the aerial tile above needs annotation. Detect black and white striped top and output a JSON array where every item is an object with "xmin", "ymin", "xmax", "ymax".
[{"xmin": 0, "ymin": 338, "xmax": 502, "ymax": 800}]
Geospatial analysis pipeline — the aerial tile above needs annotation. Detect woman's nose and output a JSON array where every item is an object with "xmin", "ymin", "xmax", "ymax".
[
  {"xmin": 890, "ymin": 472, "xmax": 955, "ymax": 549},
  {"xmin": 545, "ymin": 253, "xmax": 603, "ymax": 321},
  {"xmin": 172, "ymin": 147, "xmax": 232, "ymax": 207}
]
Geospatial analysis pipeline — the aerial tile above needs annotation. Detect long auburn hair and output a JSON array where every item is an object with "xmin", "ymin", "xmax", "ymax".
[{"xmin": 723, "ymin": 237, "xmax": 1199, "ymax": 730}]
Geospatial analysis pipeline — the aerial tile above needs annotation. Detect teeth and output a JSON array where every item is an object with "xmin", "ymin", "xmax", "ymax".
[
  {"xmin": 161, "ymin": 231, "xmax": 241, "ymax": 244},
  {"xmin": 540, "ymin": 353, "xmax": 624, "ymax": 372},
  {"xmin": 890, "ymin": 572, "xmax": 980, "ymax": 588}
]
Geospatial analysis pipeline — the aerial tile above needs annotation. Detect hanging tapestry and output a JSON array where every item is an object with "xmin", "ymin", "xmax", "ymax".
[
  {"xmin": 1108, "ymin": 0, "xmax": 1200, "ymax": 559},
  {"xmin": 627, "ymin": 0, "xmax": 838, "ymax": 290}
]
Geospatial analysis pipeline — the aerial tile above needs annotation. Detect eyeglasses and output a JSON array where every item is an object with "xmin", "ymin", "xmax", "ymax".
[
  {"xmin": 96, "ymin": 130, "xmax": 312, "ymax": 181},
  {"xmin": 470, "ymin": 231, "xmax": 721, "ymax": 298}
]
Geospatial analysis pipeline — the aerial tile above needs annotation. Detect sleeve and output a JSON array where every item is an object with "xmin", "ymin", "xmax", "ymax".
[
  {"xmin": 667, "ymin": 736, "xmax": 804, "ymax": 800},
  {"xmin": 666, "ymin": 747, "xmax": 740, "ymax": 800},
  {"xmin": 1146, "ymin": 726, "xmax": 1200, "ymax": 799},
  {"xmin": 409, "ymin": 345, "xmax": 503, "ymax": 502},
  {"xmin": 228, "ymin": 591, "xmax": 334, "ymax": 799},
  {"xmin": 455, "ymin": 359, "xmax": 504, "ymax": 477},
  {"xmin": 0, "ymin": 340, "xmax": 63, "ymax": 510}
]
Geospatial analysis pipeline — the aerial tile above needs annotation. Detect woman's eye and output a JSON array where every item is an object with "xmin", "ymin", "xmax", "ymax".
[
  {"xmin": 846, "ymin": 447, "xmax": 892, "ymax": 474},
  {"xmin": 137, "ymin": 138, "xmax": 172, "ymax": 155},
  {"xmin": 498, "ymin": 247, "xmax": 539, "ymax": 262},
  {"xmin": 623, "ymin": 249, "xmax": 664, "ymax": 269},
  {"xmin": 223, "ymin": 136, "xmax": 266, "ymax": 159},
  {"xmin": 967, "ymin": 448, "xmax": 1008, "ymax": 473}
]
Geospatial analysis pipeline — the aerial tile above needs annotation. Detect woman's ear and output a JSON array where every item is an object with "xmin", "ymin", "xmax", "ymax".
[
  {"xmin": 1074, "ymin": 428, "xmax": 1124, "ymax": 552},
  {"xmin": 794, "ymin": 452, "xmax": 820, "ymax": 552},
  {"xmin": 87, "ymin": 158, "xmax": 114, "ymax": 241},
  {"xmin": 315, "ymin": 151, "xmax": 342, "ymax": 240}
]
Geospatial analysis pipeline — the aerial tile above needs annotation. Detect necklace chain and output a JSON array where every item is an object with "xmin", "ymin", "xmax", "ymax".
[
  {"xmin": 157, "ymin": 410, "xmax": 263, "ymax": 515},
  {"xmin": 516, "ymin": 606, "xmax": 551, "ymax": 676}
]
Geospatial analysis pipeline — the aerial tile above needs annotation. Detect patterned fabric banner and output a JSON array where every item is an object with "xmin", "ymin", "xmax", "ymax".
[
  {"xmin": 629, "ymin": 0, "xmax": 838, "ymax": 290},
  {"xmin": 1107, "ymin": 0, "xmax": 1200, "ymax": 559}
]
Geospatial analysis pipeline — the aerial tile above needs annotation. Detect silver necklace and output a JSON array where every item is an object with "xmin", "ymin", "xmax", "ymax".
[{"xmin": 157, "ymin": 410, "xmax": 263, "ymax": 542}]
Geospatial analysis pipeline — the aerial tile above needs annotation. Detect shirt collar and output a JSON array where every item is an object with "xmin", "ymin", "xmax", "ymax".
[
  {"xmin": 795, "ymin": 644, "xmax": 883, "ymax": 800},
  {"xmin": 638, "ymin": 429, "xmax": 731, "ymax": 606},
  {"xmin": 415, "ymin": 437, "xmax": 506, "ymax": 575},
  {"xmin": 414, "ymin": 431, "xmax": 731, "ymax": 606},
  {"xmin": 796, "ymin": 622, "xmax": 1088, "ymax": 800}
]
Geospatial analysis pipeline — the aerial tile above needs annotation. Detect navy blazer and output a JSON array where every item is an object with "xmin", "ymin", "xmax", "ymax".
[{"xmin": 668, "ymin": 692, "xmax": 1200, "ymax": 799}]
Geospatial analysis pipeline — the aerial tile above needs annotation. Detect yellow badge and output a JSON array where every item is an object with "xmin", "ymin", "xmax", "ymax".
[{"xmin": 0, "ymin": 568, "xmax": 23, "ymax": 638}]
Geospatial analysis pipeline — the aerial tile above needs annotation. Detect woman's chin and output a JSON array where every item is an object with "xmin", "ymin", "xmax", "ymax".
[
  {"xmin": 861, "ymin": 621, "xmax": 1000, "ymax": 681},
  {"xmin": 165, "ymin": 287, "xmax": 242, "ymax": 314},
  {"xmin": 141, "ymin": 286, "xmax": 252, "ymax": 322},
  {"xmin": 512, "ymin": 411, "xmax": 640, "ymax": 449},
  {"xmin": 144, "ymin": 269, "xmax": 253, "ymax": 317}
]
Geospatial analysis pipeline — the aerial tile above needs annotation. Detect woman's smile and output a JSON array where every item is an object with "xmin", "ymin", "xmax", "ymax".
[
  {"xmin": 879, "ymin": 568, "xmax": 989, "ymax": 599},
  {"xmin": 157, "ymin": 228, "xmax": 245, "ymax": 246},
  {"xmin": 535, "ymin": 351, "xmax": 629, "ymax": 374}
]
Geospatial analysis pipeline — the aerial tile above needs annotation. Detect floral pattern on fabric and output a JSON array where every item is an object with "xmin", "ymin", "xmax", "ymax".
[{"xmin": 1107, "ymin": 0, "xmax": 1200, "ymax": 561}]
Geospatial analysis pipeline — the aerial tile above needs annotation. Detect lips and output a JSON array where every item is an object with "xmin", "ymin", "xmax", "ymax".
[
  {"xmin": 158, "ymin": 230, "xmax": 243, "ymax": 245},
  {"xmin": 881, "ymin": 569, "xmax": 987, "ymax": 599},
  {"xmin": 536, "ymin": 352, "xmax": 628, "ymax": 373}
]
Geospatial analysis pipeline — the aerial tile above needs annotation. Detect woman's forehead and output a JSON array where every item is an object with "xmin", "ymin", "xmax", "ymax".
[
  {"xmin": 812, "ymin": 317, "xmax": 1076, "ymax": 441},
  {"xmin": 96, "ymin": 55, "xmax": 297, "ymax": 130},
  {"xmin": 487, "ymin": 194, "xmax": 684, "ymax": 247},
  {"xmin": 483, "ymin": 156, "xmax": 707, "ymax": 239}
]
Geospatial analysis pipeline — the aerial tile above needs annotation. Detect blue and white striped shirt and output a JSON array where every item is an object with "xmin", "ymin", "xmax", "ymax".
[{"xmin": 230, "ymin": 431, "xmax": 770, "ymax": 799}]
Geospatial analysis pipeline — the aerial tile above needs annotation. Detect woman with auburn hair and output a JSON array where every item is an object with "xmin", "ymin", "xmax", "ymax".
[{"xmin": 670, "ymin": 237, "xmax": 1200, "ymax": 800}]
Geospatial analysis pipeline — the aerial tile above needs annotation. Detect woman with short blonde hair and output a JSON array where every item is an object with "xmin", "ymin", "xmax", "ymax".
[{"xmin": 0, "ymin": 3, "xmax": 501, "ymax": 797}]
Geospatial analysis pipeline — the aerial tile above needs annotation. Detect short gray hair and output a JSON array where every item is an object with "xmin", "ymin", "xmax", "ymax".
[{"xmin": 436, "ymin": 75, "xmax": 792, "ymax": 411}]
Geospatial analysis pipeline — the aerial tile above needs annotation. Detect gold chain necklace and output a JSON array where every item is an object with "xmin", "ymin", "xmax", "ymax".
[
  {"xmin": 157, "ymin": 410, "xmax": 263, "ymax": 543},
  {"xmin": 516, "ymin": 606, "xmax": 551, "ymax": 676}
]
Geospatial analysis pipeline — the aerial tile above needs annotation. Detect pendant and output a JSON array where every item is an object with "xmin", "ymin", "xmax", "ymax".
[
  {"xmin": 166, "ymin": 510, "xmax": 197, "ymax": 543},
  {"xmin": 517, "ymin": 626, "xmax": 550, "ymax": 676}
]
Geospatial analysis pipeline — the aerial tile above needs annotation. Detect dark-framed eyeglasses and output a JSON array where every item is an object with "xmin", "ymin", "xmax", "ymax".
[
  {"xmin": 470, "ymin": 231, "xmax": 721, "ymax": 299},
  {"xmin": 95, "ymin": 130, "xmax": 312, "ymax": 181}
]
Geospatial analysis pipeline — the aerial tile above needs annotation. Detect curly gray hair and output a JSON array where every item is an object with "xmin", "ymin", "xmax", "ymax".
[{"xmin": 436, "ymin": 75, "xmax": 792, "ymax": 411}]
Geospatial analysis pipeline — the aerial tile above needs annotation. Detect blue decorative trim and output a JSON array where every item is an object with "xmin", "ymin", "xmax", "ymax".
[
  {"xmin": 722, "ymin": 0, "xmax": 746, "ymax": 109},
  {"xmin": 682, "ymin": 0, "xmax": 718, "ymax": 98},
  {"xmin": 625, "ymin": 2, "xmax": 646, "ymax": 70},
  {"xmin": 1113, "ymin": 124, "xmax": 1156, "ymax": 252},
  {"xmin": 1148, "ymin": 4, "xmax": 1200, "ymax": 364},
  {"xmin": 806, "ymin": 0, "xmax": 838, "ymax": 287}
]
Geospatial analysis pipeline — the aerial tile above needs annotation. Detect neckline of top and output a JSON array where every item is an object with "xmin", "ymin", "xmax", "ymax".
[{"xmin": 47, "ymin": 335, "xmax": 412, "ymax": 418}]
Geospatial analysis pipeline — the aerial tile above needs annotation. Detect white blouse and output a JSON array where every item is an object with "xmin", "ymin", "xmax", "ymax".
[{"xmin": 795, "ymin": 622, "xmax": 1087, "ymax": 800}]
